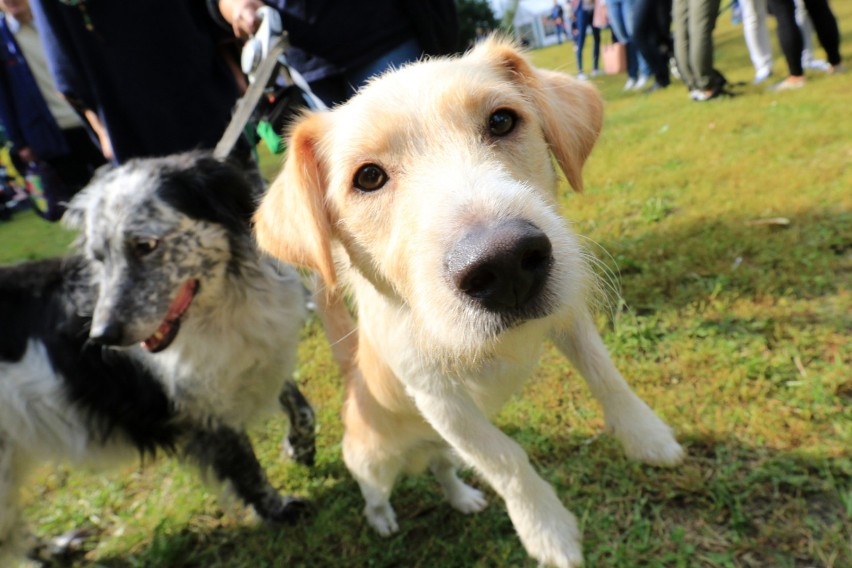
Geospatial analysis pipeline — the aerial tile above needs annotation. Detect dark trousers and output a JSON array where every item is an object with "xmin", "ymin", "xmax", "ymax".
[
  {"xmin": 634, "ymin": 0, "xmax": 674, "ymax": 86},
  {"xmin": 574, "ymin": 8, "xmax": 601, "ymax": 73},
  {"xmin": 768, "ymin": 0, "xmax": 841, "ymax": 77}
]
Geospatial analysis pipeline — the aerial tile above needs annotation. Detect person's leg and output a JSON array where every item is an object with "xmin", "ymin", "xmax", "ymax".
[
  {"xmin": 740, "ymin": 0, "xmax": 774, "ymax": 78},
  {"xmin": 769, "ymin": 0, "xmax": 805, "ymax": 77},
  {"xmin": 659, "ymin": 0, "xmax": 676, "ymax": 61},
  {"xmin": 623, "ymin": 0, "xmax": 651, "ymax": 80},
  {"xmin": 609, "ymin": 0, "xmax": 629, "ymax": 43},
  {"xmin": 795, "ymin": 0, "xmax": 819, "ymax": 67},
  {"xmin": 688, "ymin": 0, "xmax": 723, "ymax": 91},
  {"xmin": 591, "ymin": 25, "xmax": 602, "ymax": 72},
  {"xmin": 800, "ymin": 0, "xmax": 841, "ymax": 66},
  {"xmin": 672, "ymin": 0, "xmax": 695, "ymax": 89},
  {"xmin": 575, "ymin": 8, "xmax": 591, "ymax": 75},
  {"xmin": 634, "ymin": 0, "xmax": 668, "ymax": 86},
  {"xmin": 609, "ymin": 0, "xmax": 638, "ymax": 81}
]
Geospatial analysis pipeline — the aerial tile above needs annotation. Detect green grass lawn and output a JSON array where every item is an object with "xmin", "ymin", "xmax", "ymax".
[{"xmin": 2, "ymin": 7, "xmax": 850, "ymax": 567}]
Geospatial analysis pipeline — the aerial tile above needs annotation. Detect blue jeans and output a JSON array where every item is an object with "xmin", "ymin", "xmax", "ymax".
[
  {"xmin": 574, "ymin": 8, "xmax": 601, "ymax": 73},
  {"xmin": 608, "ymin": 0, "xmax": 651, "ymax": 79},
  {"xmin": 555, "ymin": 22, "xmax": 568, "ymax": 44}
]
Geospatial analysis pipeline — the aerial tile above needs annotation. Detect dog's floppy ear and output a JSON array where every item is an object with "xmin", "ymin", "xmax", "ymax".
[
  {"xmin": 254, "ymin": 112, "xmax": 338, "ymax": 287},
  {"xmin": 476, "ymin": 39, "xmax": 604, "ymax": 192}
]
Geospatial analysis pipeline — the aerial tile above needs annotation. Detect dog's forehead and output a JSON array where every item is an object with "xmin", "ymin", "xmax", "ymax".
[
  {"xmin": 88, "ymin": 167, "xmax": 180, "ymax": 236},
  {"xmin": 336, "ymin": 57, "xmax": 525, "ymax": 139}
]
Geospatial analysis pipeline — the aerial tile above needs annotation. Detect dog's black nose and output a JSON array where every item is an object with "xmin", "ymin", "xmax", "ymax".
[
  {"xmin": 89, "ymin": 321, "xmax": 124, "ymax": 345},
  {"xmin": 447, "ymin": 219, "xmax": 552, "ymax": 312}
]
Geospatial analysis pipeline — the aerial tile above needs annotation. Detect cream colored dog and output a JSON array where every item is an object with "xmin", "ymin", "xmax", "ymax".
[{"xmin": 255, "ymin": 39, "xmax": 685, "ymax": 567}]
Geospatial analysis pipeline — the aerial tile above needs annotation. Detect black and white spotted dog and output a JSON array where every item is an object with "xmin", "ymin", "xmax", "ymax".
[{"xmin": 0, "ymin": 152, "xmax": 315, "ymax": 562}]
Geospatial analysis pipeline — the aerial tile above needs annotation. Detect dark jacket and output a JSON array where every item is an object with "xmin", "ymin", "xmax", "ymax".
[
  {"xmin": 30, "ymin": 0, "xmax": 240, "ymax": 163},
  {"xmin": 0, "ymin": 14, "xmax": 69, "ymax": 159},
  {"xmin": 208, "ymin": 0, "xmax": 458, "ymax": 84}
]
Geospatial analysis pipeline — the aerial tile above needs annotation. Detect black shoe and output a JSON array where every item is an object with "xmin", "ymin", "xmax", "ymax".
[{"xmin": 643, "ymin": 82, "xmax": 668, "ymax": 94}]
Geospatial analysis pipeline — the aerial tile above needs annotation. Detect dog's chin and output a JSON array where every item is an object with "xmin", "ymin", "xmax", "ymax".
[
  {"xmin": 142, "ymin": 279, "xmax": 200, "ymax": 353},
  {"xmin": 417, "ymin": 291, "xmax": 558, "ymax": 366},
  {"xmin": 469, "ymin": 290, "xmax": 559, "ymax": 336}
]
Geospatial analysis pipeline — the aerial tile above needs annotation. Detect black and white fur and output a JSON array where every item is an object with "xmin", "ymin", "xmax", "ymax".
[{"xmin": 0, "ymin": 153, "xmax": 315, "ymax": 562}]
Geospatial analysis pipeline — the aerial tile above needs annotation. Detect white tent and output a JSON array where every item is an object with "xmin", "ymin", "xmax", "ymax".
[{"xmin": 513, "ymin": 0, "xmax": 569, "ymax": 48}]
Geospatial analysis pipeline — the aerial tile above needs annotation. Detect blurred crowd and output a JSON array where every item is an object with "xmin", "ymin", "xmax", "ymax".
[
  {"xmin": 0, "ymin": 0, "xmax": 844, "ymax": 222},
  {"xmin": 547, "ymin": 0, "xmax": 843, "ymax": 99}
]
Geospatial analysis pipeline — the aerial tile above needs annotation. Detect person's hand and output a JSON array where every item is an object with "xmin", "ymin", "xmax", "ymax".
[
  {"xmin": 220, "ymin": 0, "xmax": 265, "ymax": 40},
  {"xmin": 17, "ymin": 146, "xmax": 37, "ymax": 163}
]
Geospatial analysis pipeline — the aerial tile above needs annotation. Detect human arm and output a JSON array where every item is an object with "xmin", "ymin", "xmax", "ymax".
[{"xmin": 82, "ymin": 108, "xmax": 113, "ymax": 161}]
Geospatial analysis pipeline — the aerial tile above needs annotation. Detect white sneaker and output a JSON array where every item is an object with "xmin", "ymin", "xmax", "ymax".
[
  {"xmin": 804, "ymin": 59, "xmax": 831, "ymax": 72},
  {"xmin": 669, "ymin": 57, "xmax": 682, "ymax": 80},
  {"xmin": 591, "ymin": 69, "xmax": 604, "ymax": 77},
  {"xmin": 753, "ymin": 67, "xmax": 772, "ymax": 84},
  {"xmin": 577, "ymin": 72, "xmax": 588, "ymax": 81},
  {"xmin": 633, "ymin": 75, "xmax": 649, "ymax": 90},
  {"xmin": 623, "ymin": 78, "xmax": 636, "ymax": 90}
]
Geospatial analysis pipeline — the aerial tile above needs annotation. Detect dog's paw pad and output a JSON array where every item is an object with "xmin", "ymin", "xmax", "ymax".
[
  {"xmin": 448, "ymin": 485, "xmax": 488, "ymax": 514},
  {"xmin": 365, "ymin": 504, "xmax": 398, "ymax": 537}
]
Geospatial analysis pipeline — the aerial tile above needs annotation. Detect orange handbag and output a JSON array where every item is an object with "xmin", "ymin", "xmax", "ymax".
[{"xmin": 603, "ymin": 42, "xmax": 627, "ymax": 75}]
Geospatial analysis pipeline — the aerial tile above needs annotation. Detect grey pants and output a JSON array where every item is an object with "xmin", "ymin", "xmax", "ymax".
[{"xmin": 673, "ymin": 0, "xmax": 724, "ymax": 91}]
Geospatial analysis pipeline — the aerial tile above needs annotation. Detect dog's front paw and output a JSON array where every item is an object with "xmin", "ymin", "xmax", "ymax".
[
  {"xmin": 282, "ymin": 434, "xmax": 316, "ymax": 467},
  {"xmin": 365, "ymin": 503, "xmax": 398, "ymax": 536},
  {"xmin": 447, "ymin": 483, "xmax": 488, "ymax": 514},
  {"xmin": 516, "ymin": 508, "xmax": 583, "ymax": 567},
  {"xmin": 605, "ymin": 395, "xmax": 685, "ymax": 467},
  {"xmin": 622, "ymin": 430, "xmax": 685, "ymax": 467},
  {"xmin": 261, "ymin": 495, "xmax": 312, "ymax": 525},
  {"xmin": 613, "ymin": 416, "xmax": 685, "ymax": 468}
]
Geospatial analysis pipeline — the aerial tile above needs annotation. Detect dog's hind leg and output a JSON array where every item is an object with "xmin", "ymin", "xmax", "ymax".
[
  {"xmin": 184, "ymin": 426, "xmax": 309, "ymax": 524},
  {"xmin": 430, "ymin": 451, "xmax": 488, "ymax": 515},
  {"xmin": 279, "ymin": 381, "xmax": 316, "ymax": 466},
  {"xmin": 551, "ymin": 309, "xmax": 685, "ymax": 467}
]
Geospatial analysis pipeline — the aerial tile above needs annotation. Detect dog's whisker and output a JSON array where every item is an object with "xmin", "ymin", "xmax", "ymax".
[{"xmin": 328, "ymin": 324, "xmax": 359, "ymax": 349}]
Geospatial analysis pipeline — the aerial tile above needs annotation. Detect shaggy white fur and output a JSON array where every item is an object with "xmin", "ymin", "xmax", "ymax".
[{"xmin": 255, "ymin": 39, "xmax": 685, "ymax": 567}]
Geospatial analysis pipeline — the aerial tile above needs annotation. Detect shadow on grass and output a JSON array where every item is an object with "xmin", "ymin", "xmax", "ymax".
[
  {"xmin": 589, "ymin": 209, "xmax": 850, "ymax": 313},
  {"xmin": 79, "ymin": 433, "xmax": 849, "ymax": 568}
]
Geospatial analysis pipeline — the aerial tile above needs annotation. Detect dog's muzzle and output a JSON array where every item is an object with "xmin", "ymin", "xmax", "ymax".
[
  {"xmin": 89, "ymin": 279, "xmax": 199, "ymax": 352},
  {"xmin": 446, "ymin": 219, "xmax": 553, "ymax": 314}
]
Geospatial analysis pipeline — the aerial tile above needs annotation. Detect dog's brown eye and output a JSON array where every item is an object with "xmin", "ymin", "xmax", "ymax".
[
  {"xmin": 489, "ymin": 109, "xmax": 517, "ymax": 137},
  {"xmin": 133, "ymin": 237, "xmax": 159, "ymax": 256},
  {"xmin": 354, "ymin": 164, "xmax": 388, "ymax": 192}
]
